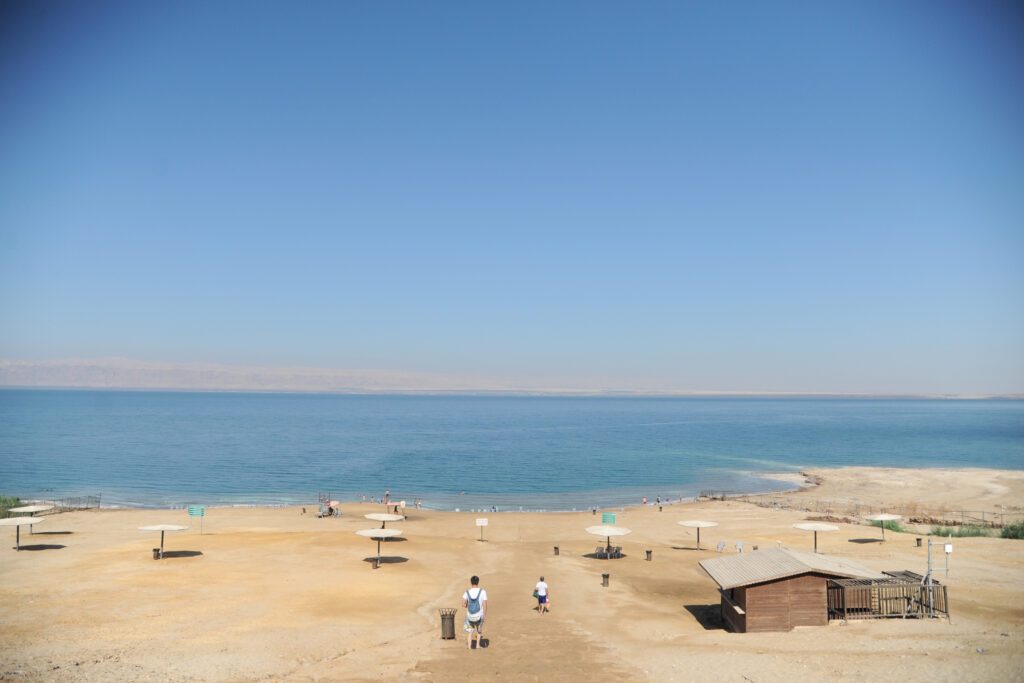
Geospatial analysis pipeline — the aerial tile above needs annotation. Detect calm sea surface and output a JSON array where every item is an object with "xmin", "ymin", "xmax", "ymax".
[{"xmin": 0, "ymin": 390, "xmax": 1021, "ymax": 509}]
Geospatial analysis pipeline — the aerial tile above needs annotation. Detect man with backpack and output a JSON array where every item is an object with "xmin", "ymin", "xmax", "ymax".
[{"xmin": 462, "ymin": 575, "xmax": 487, "ymax": 650}]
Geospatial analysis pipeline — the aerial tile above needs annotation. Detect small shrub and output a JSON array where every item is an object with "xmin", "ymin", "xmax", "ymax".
[
  {"xmin": 870, "ymin": 520, "xmax": 905, "ymax": 533},
  {"xmin": 931, "ymin": 525, "xmax": 990, "ymax": 538},
  {"xmin": 0, "ymin": 495, "xmax": 22, "ymax": 517},
  {"xmin": 1001, "ymin": 522, "xmax": 1024, "ymax": 540}
]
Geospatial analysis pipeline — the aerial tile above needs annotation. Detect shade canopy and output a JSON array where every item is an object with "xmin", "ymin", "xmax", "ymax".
[
  {"xmin": 138, "ymin": 524, "xmax": 189, "ymax": 532},
  {"xmin": 793, "ymin": 522, "xmax": 839, "ymax": 532},
  {"xmin": 356, "ymin": 528, "xmax": 402, "ymax": 539},
  {"xmin": 9, "ymin": 505, "xmax": 54, "ymax": 514},
  {"xmin": 586, "ymin": 525, "xmax": 631, "ymax": 537},
  {"xmin": 678, "ymin": 520, "xmax": 718, "ymax": 529},
  {"xmin": 865, "ymin": 513, "xmax": 902, "ymax": 522},
  {"xmin": 365, "ymin": 513, "xmax": 404, "ymax": 523},
  {"xmin": 0, "ymin": 517, "xmax": 43, "ymax": 527}
]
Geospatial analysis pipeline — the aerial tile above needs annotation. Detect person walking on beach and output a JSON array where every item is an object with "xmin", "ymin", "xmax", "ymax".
[
  {"xmin": 463, "ymin": 575, "xmax": 487, "ymax": 649},
  {"xmin": 534, "ymin": 576, "xmax": 549, "ymax": 615}
]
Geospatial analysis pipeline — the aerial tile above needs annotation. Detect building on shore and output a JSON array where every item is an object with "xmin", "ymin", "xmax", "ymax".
[{"xmin": 699, "ymin": 547, "xmax": 884, "ymax": 632}]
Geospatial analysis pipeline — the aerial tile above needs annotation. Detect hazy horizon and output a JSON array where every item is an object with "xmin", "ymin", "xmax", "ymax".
[
  {"xmin": 2, "ymin": 3, "xmax": 1022, "ymax": 394},
  {"xmin": 1, "ymin": 358, "xmax": 1021, "ymax": 398}
]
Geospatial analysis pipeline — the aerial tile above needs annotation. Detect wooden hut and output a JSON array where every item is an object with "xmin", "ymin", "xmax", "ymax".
[{"xmin": 699, "ymin": 548, "xmax": 884, "ymax": 632}]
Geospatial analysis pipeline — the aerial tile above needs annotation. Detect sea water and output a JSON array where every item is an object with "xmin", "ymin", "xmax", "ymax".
[{"xmin": 0, "ymin": 389, "xmax": 1021, "ymax": 509}]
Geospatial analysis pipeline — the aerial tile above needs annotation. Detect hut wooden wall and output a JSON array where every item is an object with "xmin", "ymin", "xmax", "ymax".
[
  {"xmin": 742, "ymin": 574, "xmax": 829, "ymax": 632},
  {"xmin": 720, "ymin": 587, "xmax": 747, "ymax": 633}
]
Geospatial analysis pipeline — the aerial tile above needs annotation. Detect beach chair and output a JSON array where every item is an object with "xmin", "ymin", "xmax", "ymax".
[
  {"xmin": 716, "ymin": 541, "xmax": 725, "ymax": 553},
  {"xmin": 595, "ymin": 546, "xmax": 608, "ymax": 559},
  {"xmin": 735, "ymin": 541, "xmax": 744, "ymax": 553}
]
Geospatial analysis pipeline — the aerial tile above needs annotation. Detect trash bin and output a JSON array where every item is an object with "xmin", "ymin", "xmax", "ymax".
[
  {"xmin": 645, "ymin": 549, "xmax": 652, "ymax": 561},
  {"xmin": 439, "ymin": 608, "xmax": 458, "ymax": 639},
  {"xmin": 152, "ymin": 548, "xmax": 161, "ymax": 560},
  {"xmin": 916, "ymin": 538, "xmax": 922, "ymax": 547},
  {"xmin": 601, "ymin": 573, "xmax": 610, "ymax": 587},
  {"xmin": 553, "ymin": 545, "xmax": 559, "ymax": 556}
]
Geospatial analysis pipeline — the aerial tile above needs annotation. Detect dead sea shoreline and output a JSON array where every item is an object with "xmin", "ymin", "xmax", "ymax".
[{"xmin": 56, "ymin": 465, "xmax": 1021, "ymax": 515}]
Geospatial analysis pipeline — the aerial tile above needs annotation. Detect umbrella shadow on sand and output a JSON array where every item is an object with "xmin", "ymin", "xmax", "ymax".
[
  {"xmin": 582, "ymin": 552, "xmax": 629, "ymax": 560},
  {"xmin": 16, "ymin": 544, "xmax": 66, "ymax": 551},
  {"xmin": 362, "ymin": 556, "xmax": 408, "ymax": 565},
  {"xmin": 33, "ymin": 531, "xmax": 73, "ymax": 536},
  {"xmin": 161, "ymin": 550, "xmax": 203, "ymax": 559},
  {"xmin": 848, "ymin": 538, "xmax": 884, "ymax": 544},
  {"xmin": 684, "ymin": 604, "xmax": 723, "ymax": 630}
]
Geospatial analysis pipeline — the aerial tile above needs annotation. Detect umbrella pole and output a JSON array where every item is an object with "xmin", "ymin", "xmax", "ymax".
[
  {"xmin": 160, "ymin": 530, "xmax": 165, "ymax": 557},
  {"xmin": 376, "ymin": 539, "xmax": 382, "ymax": 568},
  {"xmin": 813, "ymin": 531, "xmax": 818, "ymax": 553},
  {"xmin": 15, "ymin": 525, "xmax": 20, "ymax": 551},
  {"xmin": 697, "ymin": 527, "xmax": 701, "ymax": 550}
]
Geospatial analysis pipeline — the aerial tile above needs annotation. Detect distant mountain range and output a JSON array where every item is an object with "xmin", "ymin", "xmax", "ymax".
[
  {"xmin": 0, "ymin": 358, "xmax": 515, "ymax": 394},
  {"xmin": 0, "ymin": 359, "xmax": 1019, "ymax": 398}
]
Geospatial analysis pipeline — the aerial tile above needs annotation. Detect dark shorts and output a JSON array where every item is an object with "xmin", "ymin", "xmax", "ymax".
[{"xmin": 538, "ymin": 595, "xmax": 548, "ymax": 604}]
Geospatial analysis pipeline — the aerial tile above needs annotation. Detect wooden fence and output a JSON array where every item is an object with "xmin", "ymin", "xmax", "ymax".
[{"xmin": 827, "ymin": 578, "xmax": 949, "ymax": 621}]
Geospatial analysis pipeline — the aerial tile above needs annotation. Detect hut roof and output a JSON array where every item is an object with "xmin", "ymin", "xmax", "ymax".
[{"xmin": 699, "ymin": 548, "xmax": 884, "ymax": 590}]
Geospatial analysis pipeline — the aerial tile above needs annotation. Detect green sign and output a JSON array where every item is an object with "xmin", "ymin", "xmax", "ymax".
[
  {"xmin": 602, "ymin": 512, "xmax": 616, "ymax": 524},
  {"xmin": 188, "ymin": 505, "xmax": 205, "ymax": 517}
]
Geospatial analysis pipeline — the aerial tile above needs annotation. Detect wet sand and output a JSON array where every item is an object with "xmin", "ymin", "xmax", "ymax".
[{"xmin": 1, "ymin": 467, "xmax": 1022, "ymax": 681}]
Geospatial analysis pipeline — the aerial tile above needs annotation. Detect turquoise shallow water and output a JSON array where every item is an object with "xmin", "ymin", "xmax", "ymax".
[{"xmin": 0, "ymin": 390, "xmax": 1021, "ymax": 509}]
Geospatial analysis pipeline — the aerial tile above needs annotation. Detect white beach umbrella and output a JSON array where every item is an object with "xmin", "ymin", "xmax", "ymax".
[
  {"xmin": 138, "ymin": 524, "xmax": 189, "ymax": 558},
  {"xmin": 9, "ymin": 504, "xmax": 54, "ymax": 514},
  {"xmin": 8, "ymin": 505, "xmax": 54, "ymax": 535},
  {"xmin": 586, "ymin": 525, "xmax": 631, "ymax": 554},
  {"xmin": 365, "ymin": 513, "xmax": 404, "ymax": 528},
  {"xmin": 678, "ymin": 520, "xmax": 719, "ymax": 550},
  {"xmin": 0, "ymin": 517, "xmax": 44, "ymax": 551},
  {"xmin": 793, "ymin": 522, "xmax": 839, "ymax": 553},
  {"xmin": 865, "ymin": 513, "xmax": 902, "ymax": 541},
  {"xmin": 356, "ymin": 527, "xmax": 403, "ymax": 568}
]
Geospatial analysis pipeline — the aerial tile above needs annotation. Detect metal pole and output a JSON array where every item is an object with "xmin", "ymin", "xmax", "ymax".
[
  {"xmin": 161, "ymin": 530, "xmax": 165, "ymax": 556},
  {"xmin": 16, "ymin": 525, "xmax": 20, "ymax": 551},
  {"xmin": 926, "ymin": 538, "xmax": 935, "ymax": 617}
]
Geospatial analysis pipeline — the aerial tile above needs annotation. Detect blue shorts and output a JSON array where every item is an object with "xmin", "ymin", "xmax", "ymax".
[{"xmin": 538, "ymin": 595, "xmax": 548, "ymax": 604}]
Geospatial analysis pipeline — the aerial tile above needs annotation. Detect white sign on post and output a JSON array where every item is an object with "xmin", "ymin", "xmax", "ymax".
[{"xmin": 476, "ymin": 518, "xmax": 488, "ymax": 542}]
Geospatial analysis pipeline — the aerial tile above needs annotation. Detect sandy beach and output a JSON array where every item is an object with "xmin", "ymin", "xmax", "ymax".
[{"xmin": 1, "ymin": 467, "xmax": 1022, "ymax": 682}]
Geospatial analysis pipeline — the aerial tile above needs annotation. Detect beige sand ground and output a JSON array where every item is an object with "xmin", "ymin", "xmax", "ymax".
[
  {"xmin": 1, "ymin": 468, "xmax": 1022, "ymax": 682},
  {"xmin": 760, "ymin": 467, "xmax": 1024, "ymax": 515}
]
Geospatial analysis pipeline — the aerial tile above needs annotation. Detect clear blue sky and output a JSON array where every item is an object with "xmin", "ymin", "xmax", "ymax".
[{"xmin": 1, "ymin": 1, "xmax": 1022, "ymax": 393}]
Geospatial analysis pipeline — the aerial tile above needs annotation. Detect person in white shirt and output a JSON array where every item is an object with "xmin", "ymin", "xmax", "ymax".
[
  {"xmin": 462, "ymin": 575, "xmax": 488, "ymax": 649},
  {"xmin": 535, "ymin": 576, "xmax": 549, "ymax": 614}
]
